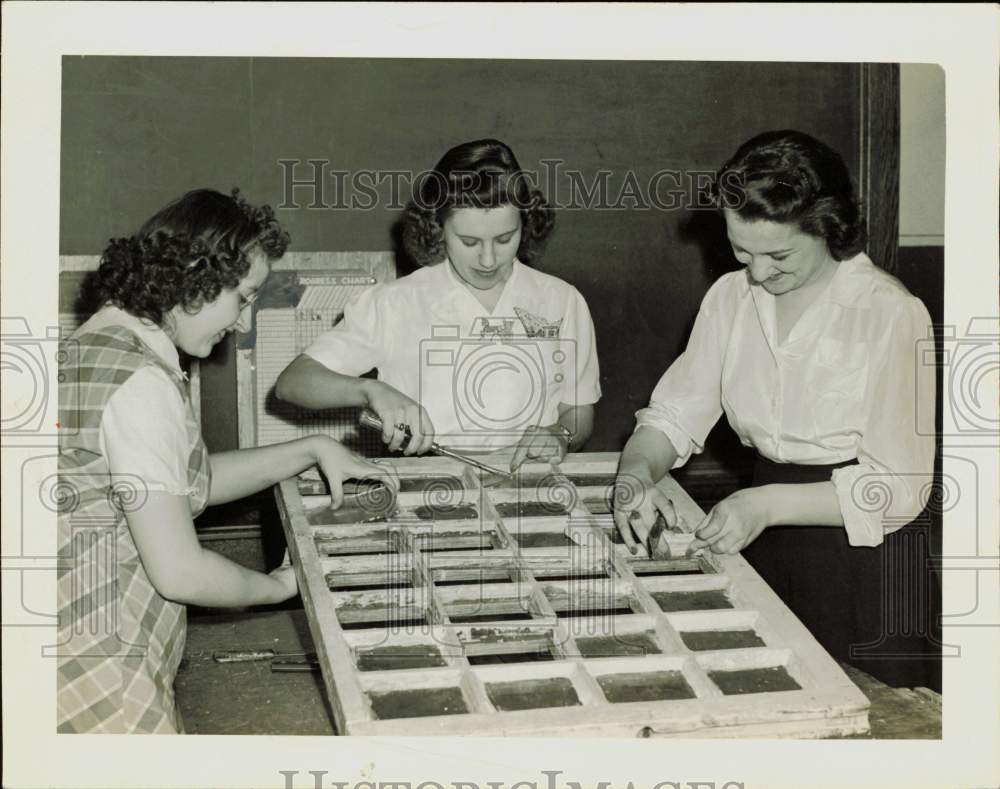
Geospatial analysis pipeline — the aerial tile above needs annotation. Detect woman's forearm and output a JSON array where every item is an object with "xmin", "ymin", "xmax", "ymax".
[
  {"xmin": 275, "ymin": 354, "xmax": 375, "ymax": 410},
  {"xmin": 127, "ymin": 493, "xmax": 292, "ymax": 606},
  {"xmin": 690, "ymin": 481, "xmax": 845, "ymax": 555},
  {"xmin": 208, "ymin": 436, "xmax": 321, "ymax": 505},
  {"xmin": 170, "ymin": 548, "xmax": 289, "ymax": 607},
  {"xmin": 618, "ymin": 426, "xmax": 679, "ymax": 483},
  {"xmin": 760, "ymin": 481, "xmax": 845, "ymax": 527}
]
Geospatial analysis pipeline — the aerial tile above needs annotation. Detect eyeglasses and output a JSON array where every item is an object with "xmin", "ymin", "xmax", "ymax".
[{"xmin": 238, "ymin": 291, "xmax": 259, "ymax": 311}]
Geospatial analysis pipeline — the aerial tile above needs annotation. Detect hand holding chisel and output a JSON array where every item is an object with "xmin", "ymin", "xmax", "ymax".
[
  {"xmin": 360, "ymin": 391, "xmax": 436, "ymax": 456},
  {"xmin": 359, "ymin": 410, "xmax": 512, "ymax": 480}
]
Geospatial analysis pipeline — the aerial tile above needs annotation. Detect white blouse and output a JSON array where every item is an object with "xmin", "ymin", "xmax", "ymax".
[
  {"xmin": 304, "ymin": 260, "xmax": 602, "ymax": 451},
  {"xmin": 635, "ymin": 253, "xmax": 935, "ymax": 547},
  {"xmin": 73, "ymin": 306, "xmax": 199, "ymax": 498}
]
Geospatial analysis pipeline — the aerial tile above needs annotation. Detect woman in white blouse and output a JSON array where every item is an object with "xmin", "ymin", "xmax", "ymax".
[
  {"xmin": 276, "ymin": 139, "xmax": 601, "ymax": 470},
  {"xmin": 614, "ymin": 130, "xmax": 936, "ymax": 687}
]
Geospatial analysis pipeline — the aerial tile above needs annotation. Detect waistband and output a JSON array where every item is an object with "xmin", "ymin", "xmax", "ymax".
[{"xmin": 752, "ymin": 454, "xmax": 858, "ymax": 485}]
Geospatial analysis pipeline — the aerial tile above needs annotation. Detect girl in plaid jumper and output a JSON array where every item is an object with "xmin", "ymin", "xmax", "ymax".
[{"xmin": 57, "ymin": 189, "xmax": 388, "ymax": 733}]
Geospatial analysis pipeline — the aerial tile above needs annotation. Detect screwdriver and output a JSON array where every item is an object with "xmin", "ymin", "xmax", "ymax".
[{"xmin": 359, "ymin": 409, "xmax": 513, "ymax": 479}]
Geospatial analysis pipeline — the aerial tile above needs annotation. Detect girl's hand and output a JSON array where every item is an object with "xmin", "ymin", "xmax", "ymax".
[
  {"xmin": 612, "ymin": 471, "xmax": 684, "ymax": 554},
  {"xmin": 689, "ymin": 487, "xmax": 773, "ymax": 555},
  {"xmin": 364, "ymin": 381, "xmax": 435, "ymax": 456},
  {"xmin": 510, "ymin": 424, "xmax": 570, "ymax": 472},
  {"xmin": 268, "ymin": 565, "xmax": 299, "ymax": 602},
  {"xmin": 309, "ymin": 435, "xmax": 398, "ymax": 509}
]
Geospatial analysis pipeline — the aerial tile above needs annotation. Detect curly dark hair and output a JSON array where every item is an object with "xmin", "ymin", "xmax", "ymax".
[
  {"xmin": 401, "ymin": 139, "xmax": 555, "ymax": 268},
  {"xmin": 711, "ymin": 130, "xmax": 866, "ymax": 260},
  {"xmin": 90, "ymin": 188, "xmax": 290, "ymax": 325}
]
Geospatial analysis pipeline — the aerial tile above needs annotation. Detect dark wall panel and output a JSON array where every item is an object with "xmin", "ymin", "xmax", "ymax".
[{"xmin": 62, "ymin": 57, "xmax": 862, "ymax": 457}]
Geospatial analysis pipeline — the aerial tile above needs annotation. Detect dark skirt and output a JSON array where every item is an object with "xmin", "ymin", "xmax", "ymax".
[{"xmin": 740, "ymin": 455, "xmax": 942, "ymax": 689}]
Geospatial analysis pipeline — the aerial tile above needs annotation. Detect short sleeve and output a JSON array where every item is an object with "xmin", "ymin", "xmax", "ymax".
[
  {"xmin": 101, "ymin": 366, "xmax": 195, "ymax": 496},
  {"xmin": 302, "ymin": 285, "xmax": 387, "ymax": 375},
  {"xmin": 831, "ymin": 296, "xmax": 936, "ymax": 547},
  {"xmin": 559, "ymin": 287, "xmax": 602, "ymax": 406},
  {"xmin": 634, "ymin": 275, "xmax": 733, "ymax": 467}
]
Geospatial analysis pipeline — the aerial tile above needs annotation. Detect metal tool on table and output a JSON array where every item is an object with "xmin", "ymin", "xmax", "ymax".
[
  {"xmin": 212, "ymin": 649, "xmax": 315, "ymax": 664},
  {"xmin": 271, "ymin": 657, "xmax": 321, "ymax": 673},
  {"xmin": 213, "ymin": 649, "xmax": 320, "ymax": 674},
  {"xmin": 359, "ymin": 409, "xmax": 513, "ymax": 482}
]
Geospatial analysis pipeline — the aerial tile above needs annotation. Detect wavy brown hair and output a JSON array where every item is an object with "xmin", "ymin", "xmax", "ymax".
[
  {"xmin": 89, "ymin": 188, "xmax": 290, "ymax": 324},
  {"xmin": 711, "ymin": 130, "xmax": 866, "ymax": 261},
  {"xmin": 401, "ymin": 139, "xmax": 555, "ymax": 268}
]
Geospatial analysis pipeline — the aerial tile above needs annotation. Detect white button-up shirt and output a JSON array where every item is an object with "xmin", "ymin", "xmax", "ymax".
[
  {"xmin": 636, "ymin": 253, "xmax": 935, "ymax": 547},
  {"xmin": 305, "ymin": 260, "xmax": 602, "ymax": 450}
]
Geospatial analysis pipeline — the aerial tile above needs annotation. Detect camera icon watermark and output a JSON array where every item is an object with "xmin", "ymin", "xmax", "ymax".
[
  {"xmin": 931, "ymin": 450, "xmax": 999, "ymax": 635},
  {"xmin": 917, "ymin": 317, "xmax": 999, "ymax": 440},
  {"xmin": 418, "ymin": 324, "xmax": 577, "ymax": 443},
  {"xmin": 3, "ymin": 452, "xmax": 152, "ymax": 659},
  {"xmin": 43, "ymin": 470, "xmax": 151, "ymax": 658},
  {"xmin": 845, "ymin": 460, "xmax": 994, "ymax": 657},
  {"xmin": 847, "ymin": 470, "xmax": 950, "ymax": 529},
  {"xmin": 46, "ymin": 471, "xmax": 151, "ymax": 528},
  {"xmin": 1, "ymin": 317, "xmax": 78, "ymax": 445}
]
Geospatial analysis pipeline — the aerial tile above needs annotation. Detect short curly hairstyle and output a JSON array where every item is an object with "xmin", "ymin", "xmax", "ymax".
[
  {"xmin": 90, "ymin": 188, "xmax": 290, "ymax": 325},
  {"xmin": 401, "ymin": 139, "xmax": 555, "ymax": 268},
  {"xmin": 711, "ymin": 130, "xmax": 866, "ymax": 260}
]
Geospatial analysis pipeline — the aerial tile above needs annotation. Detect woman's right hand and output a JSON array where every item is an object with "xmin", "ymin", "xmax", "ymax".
[
  {"xmin": 363, "ymin": 380, "xmax": 436, "ymax": 455},
  {"xmin": 309, "ymin": 435, "xmax": 398, "ymax": 509},
  {"xmin": 612, "ymin": 470, "xmax": 682, "ymax": 555},
  {"xmin": 268, "ymin": 565, "xmax": 299, "ymax": 602}
]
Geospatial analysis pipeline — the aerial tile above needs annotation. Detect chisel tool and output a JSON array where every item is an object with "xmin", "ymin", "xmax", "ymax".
[{"xmin": 359, "ymin": 409, "xmax": 513, "ymax": 481}]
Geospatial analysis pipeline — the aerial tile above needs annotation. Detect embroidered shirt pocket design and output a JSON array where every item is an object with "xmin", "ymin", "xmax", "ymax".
[{"xmin": 514, "ymin": 306, "xmax": 563, "ymax": 338}]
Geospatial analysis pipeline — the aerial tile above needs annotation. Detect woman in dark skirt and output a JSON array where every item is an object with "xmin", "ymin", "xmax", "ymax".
[{"xmin": 613, "ymin": 130, "xmax": 938, "ymax": 688}]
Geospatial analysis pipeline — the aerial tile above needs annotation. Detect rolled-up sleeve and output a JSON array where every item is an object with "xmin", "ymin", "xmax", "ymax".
[
  {"xmin": 832, "ymin": 297, "xmax": 936, "ymax": 546},
  {"xmin": 303, "ymin": 285, "xmax": 387, "ymax": 375},
  {"xmin": 635, "ymin": 277, "xmax": 731, "ymax": 468}
]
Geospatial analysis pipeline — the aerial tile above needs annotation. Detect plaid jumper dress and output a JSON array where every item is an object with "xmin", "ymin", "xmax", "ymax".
[{"xmin": 56, "ymin": 324, "xmax": 210, "ymax": 733}]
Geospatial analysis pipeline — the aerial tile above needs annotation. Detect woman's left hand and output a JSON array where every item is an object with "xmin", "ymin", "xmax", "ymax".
[
  {"xmin": 510, "ymin": 424, "xmax": 570, "ymax": 472},
  {"xmin": 309, "ymin": 435, "xmax": 397, "ymax": 509},
  {"xmin": 688, "ymin": 487, "xmax": 773, "ymax": 555}
]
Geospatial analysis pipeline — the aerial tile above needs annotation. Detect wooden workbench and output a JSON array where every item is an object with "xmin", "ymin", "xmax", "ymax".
[{"xmin": 174, "ymin": 608, "xmax": 941, "ymax": 739}]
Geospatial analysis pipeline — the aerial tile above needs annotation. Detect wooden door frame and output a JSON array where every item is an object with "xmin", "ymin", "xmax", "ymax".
[{"xmin": 860, "ymin": 63, "xmax": 901, "ymax": 273}]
